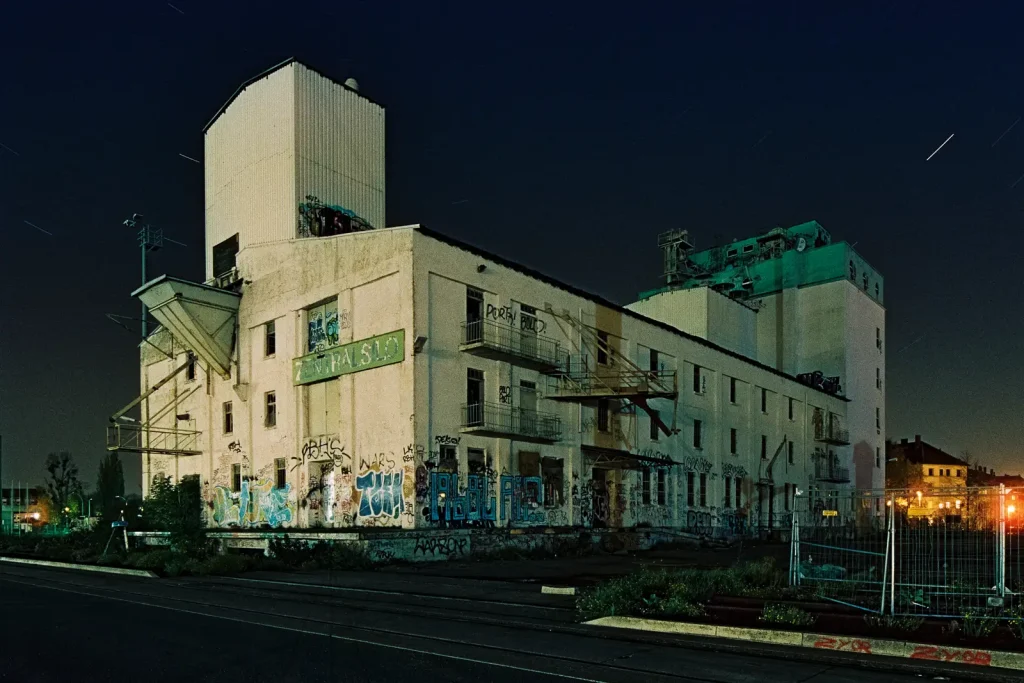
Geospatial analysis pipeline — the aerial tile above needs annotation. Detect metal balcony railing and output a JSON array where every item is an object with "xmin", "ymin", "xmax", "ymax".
[
  {"xmin": 815, "ymin": 424, "xmax": 850, "ymax": 445},
  {"xmin": 461, "ymin": 402, "xmax": 561, "ymax": 442},
  {"xmin": 460, "ymin": 319, "xmax": 564, "ymax": 371},
  {"xmin": 547, "ymin": 354, "xmax": 677, "ymax": 401},
  {"xmin": 813, "ymin": 451, "xmax": 850, "ymax": 483},
  {"xmin": 106, "ymin": 423, "xmax": 202, "ymax": 456}
]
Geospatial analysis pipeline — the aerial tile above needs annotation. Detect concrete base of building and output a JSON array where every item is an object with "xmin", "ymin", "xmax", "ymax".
[{"xmin": 128, "ymin": 527, "xmax": 702, "ymax": 563}]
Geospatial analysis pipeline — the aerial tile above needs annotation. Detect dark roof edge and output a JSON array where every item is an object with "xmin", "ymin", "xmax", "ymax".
[
  {"xmin": 202, "ymin": 58, "xmax": 383, "ymax": 134},
  {"xmin": 413, "ymin": 226, "xmax": 849, "ymax": 402}
]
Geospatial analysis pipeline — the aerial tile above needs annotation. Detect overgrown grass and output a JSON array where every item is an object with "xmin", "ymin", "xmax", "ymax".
[
  {"xmin": 761, "ymin": 603, "xmax": 816, "ymax": 627},
  {"xmin": 576, "ymin": 557, "xmax": 791, "ymax": 620},
  {"xmin": 961, "ymin": 610, "xmax": 999, "ymax": 638}
]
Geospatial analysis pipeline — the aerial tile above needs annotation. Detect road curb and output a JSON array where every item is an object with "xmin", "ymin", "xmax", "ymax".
[
  {"xmin": 0, "ymin": 556, "xmax": 158, "ymax": 579},
  {"xmin": 541, "ymin": 585, "xmax": 576, "ymax": 596},
  {"xmin": 585, "ymin": 616, "xmax": 1024, "ymax": 672}
]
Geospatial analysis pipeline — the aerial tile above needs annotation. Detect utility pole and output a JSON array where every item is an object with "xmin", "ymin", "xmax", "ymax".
[{"xmin": 124, "ymin": 214, "xmax": 163, "ymax": 339}]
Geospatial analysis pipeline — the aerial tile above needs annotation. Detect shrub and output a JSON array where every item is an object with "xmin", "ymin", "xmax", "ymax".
[
  {"xmin": 1008, "ymin": 608, "xmax": 1024, "ymax": 640},
  {"xmin": 761, "ymin": 603, "xmax": 816, "ymax": 627},
  {"xmin": 961, "ymin": 610, "xmax": 998, "ymax": 638},
  {"xmin": 864, "ymin": 614, "xmax": 924, "ymax": 632},
  {"xmin": 267, "ymin": 536, "xmax": 373, "ymax": 571}
]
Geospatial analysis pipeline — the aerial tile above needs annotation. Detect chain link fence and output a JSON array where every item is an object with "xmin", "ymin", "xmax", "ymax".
[{"xmin": 790, "ymin": 486, "xmax": 1021, "ymax": 618}]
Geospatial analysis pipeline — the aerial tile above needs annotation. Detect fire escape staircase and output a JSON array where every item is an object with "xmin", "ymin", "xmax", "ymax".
[
  {"xmin": 106, "ymin": 354, "xmax": 203, "ymax": 456},
  {"xmin": 543, "ymin": 306, "xmax": 679, "ymax": 438}
]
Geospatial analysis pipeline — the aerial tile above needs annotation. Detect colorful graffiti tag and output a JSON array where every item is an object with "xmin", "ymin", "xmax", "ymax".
[
  {"xmin": 355, "ymin": 470, "xmax": 404, "ymax": 519},
  {"xmin": 213, "ymin": 479, "xmax": 295, "ymax": 528},
  {"xmin": 429, "ymin": 472, "xmax": 496, "ymax": 525}
]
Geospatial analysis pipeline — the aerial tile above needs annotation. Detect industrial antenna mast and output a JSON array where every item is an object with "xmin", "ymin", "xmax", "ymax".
[{"xmin": 124, "ymin": 213, "xmax": 163, "ymax": 338}]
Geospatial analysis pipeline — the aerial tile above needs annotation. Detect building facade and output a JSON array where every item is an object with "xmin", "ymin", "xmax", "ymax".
[
  {"xmin": 632, "ymin": 222, "xmax": 887, "ymax": 499},
  {"xmin": 114, "ymin": 61, "xmax": 854, "ymax": 536},
  {"xmin": 886, "ymin": 436, "xmax": 969, "ymax": 522}
]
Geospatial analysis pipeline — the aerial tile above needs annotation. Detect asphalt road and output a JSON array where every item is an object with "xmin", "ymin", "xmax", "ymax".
[{"xmin": 0, "ymin": 563, "xmax": 986, "ymax": 683}]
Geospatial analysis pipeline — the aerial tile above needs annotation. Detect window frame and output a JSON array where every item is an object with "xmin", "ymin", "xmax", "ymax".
[
  {"xmin": 699, "ymin": 472, "xmax": 707, "ymax": 507},
  {"xmin": 686, "ymin": 472, "xmax": 695, "ymax": 506},
  {"xmin": 729, "ymin": 377, "xmax": 737, "ymax": 404},
  {"xmin": 597, "ymin": 330, "xmax": 609, "ymax": 366},
  {"xmin": 730, "ymin": 428, "xmax": 738, "ymax": 455},
  {"xmin": 265, "ymin": 320, "xmax": 276, "ymax": 358},
  {"xmin": 760, "ymin": 388, "xmax": 767, "ymax": 413},
  {"xmin": 274, "ymin": 458, "xmax": 286, "ymax": 489},
  {"xmin": 693, "ymin": 418, "xmax": 702, "ymax": 450},
  {"xmin": 223, "ymin": 401, "xmax": 233, "ymax": 435},
  {"xmin": 231, "ymin": 463, "xmax": 242, "ymax": 493},
  {"xmin": 597, "ymin": 399, "xmax": 610, "ymax": 433},
  {"xmin": 264, "ymin": 391, "xmax": 277, "ymax": 429}
]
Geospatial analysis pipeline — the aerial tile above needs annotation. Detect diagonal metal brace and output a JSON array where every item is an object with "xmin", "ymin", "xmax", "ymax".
[{"xmin": 109, "ymin": 353, "xmax": 195, "ymax": 423}]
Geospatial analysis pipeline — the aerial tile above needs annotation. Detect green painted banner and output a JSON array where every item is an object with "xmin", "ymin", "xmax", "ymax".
[{"xmin": 293, "ymin": 329, "xmax": 405, "ymax": 385}]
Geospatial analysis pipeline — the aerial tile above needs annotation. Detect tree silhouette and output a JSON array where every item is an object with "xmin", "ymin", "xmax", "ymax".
[{"xmin": 44, "ymin": 452, "xmax": 82, "ymax": 522}]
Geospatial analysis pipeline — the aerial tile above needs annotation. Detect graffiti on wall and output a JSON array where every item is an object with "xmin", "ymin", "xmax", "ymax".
[
  {"xmin": 486, "ymin": 304, "xmax": 515, "ymax": 325},
  {"xmin": 213, "ymin": 479, "xmax": 295, "ymax": 528},
  {"xmin": 722, "ymin": 464, "xmax": 748, "ymax": 479},
  {"xmin": 355, "ymin": 470, "xmax": 404, "ymax": 519},
  {"xmin": 435, "ymin": 435, "xmax": 461, "ymax": 446},
  {"xmin": 498, "ymin": 386, "xmax": 512, "ymax": 404},
  {"xmin": 294, "ymin": 436, "xmax": 350, "ymax": 473},
  {"xmin": 297, "ymin": 195, "xmax": 374, "ymax": 238},
  {"xmin": 681, "ymin": 454, "xmax": 714, "ymax": 474},
  {"xmin": 414, "ymin": 536, "xmax": 468, "ymax": 558},
  {"xmin": 500, "ymin": 475, "xmax": 544, "ymax": 523},
  {"xmin": 429, "ymin": 472, "xmax": 496, "ymax": 526}
]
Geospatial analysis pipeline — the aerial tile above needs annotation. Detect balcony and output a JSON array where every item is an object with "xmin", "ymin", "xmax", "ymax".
[
  {"xmin": 460, "ymin": 402, "xmax": 561, "ymax": 444},
  {"xmin": 815, "ymin": 424, "xmax": 850, "ymax": 445},
  {"xmin": 813, "ymin": 451, "xmax": 850, "ymax": 484},
  {"xmin": 460, "ymin": 320, "xmax": 564, "ymax": 372},
  {"xmin": 546, "ymin": 356, "xmax": 677, "ymax": 402},
  {"xmin": 106, "ymin": 423, "xmax": 202, "ymax": 456}
]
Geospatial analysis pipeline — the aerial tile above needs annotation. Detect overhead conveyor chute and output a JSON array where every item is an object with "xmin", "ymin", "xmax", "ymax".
[{"xmin": 133, "ymin": 275, "xmax": 241, "ymax": 378}]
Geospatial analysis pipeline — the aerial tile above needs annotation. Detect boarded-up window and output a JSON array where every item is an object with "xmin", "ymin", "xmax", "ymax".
[
  {"xmin": 306, "ymin": 299, "xmax": 339, "ymax": 353},
  {"xmin": 304, "ymin": 379, "xmax": 340, "ymax": 437}
]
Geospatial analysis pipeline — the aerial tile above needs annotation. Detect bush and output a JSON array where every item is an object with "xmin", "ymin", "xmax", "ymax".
[
  {"xmin": 267, "ymin": 536, "xmax": 374, "ymax": 571},
  {"xmin": 576, "ymin": 558, "xmax": 789, "ymax": 621},
  {"xmin": 1009, "ymin": 608, "xmax": 1024, "ymax": 640},
  {"xmin": 961, "ymin": 610, "xmax": 998, "ymax": 638},
  {"xmin": 761, "ymin": 603, "xmax": 816, "ymax": 627},
  {"xmin": 864, "ymin": 614, "xmax": 924, "ymax": 632}
]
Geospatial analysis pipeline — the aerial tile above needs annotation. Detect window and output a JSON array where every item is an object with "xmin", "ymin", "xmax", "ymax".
[
  {"xmin": 466, "ymin": 288, "xmax": 484, "ymax": 342},
  {"xmin": 956, "ymin": 469, "xmax": 962, "ymax": 478},
  {"xmin": 761, "ymin": 435, "xmax": 767, "ymax": 460},
  {"xmin": 657, "ymin": 469, "xmax": 666, "ymax": 505},
  {"xmin": 788, "ymin": 441, "xmax": 794, "ymax": 465},
  {"xmin": 876, "ymin": 447, "xmax": 881, "ymax": 469},
  {"xmin": 788, "ymin": 397, "xmax": 794, "ymax": 420},
  {"xmin": 439, "ymin": 445, "xmax": 459, "ymax": 473},
  {"xmin": 876, "ymin": 327, "xmax": 882, "ymax": 351},
  {"xmin": 784, "ymin": 483, "xmax": 791, "ymax": 511},
  {"xmin": 730, "ymin": 378, "xmax": 737, "ymax": 403},
  {"xmin": 876, "ymin": 407, "xmax": 881, "ymax": 432},
  {"xmin": 736, "ymin": 478, "xmax": 742, "ymax": 508},
  {"xmin": 223, "ymin": 402, "xmax": 233, "ymax": 434},
  {"xmin": 306, "ymin": 299, "xmax": 340, "ymax": 353},
  {"xmin": 642, "ymin": 469, "xmax": 652, "ymax": 505},
  {"xmin": 597, "ymin": 331, "xmax": 609, "ymax": 365},
  {"xmin": 730, "ymin": 428, "xmax": 738, "ymax": 455},
  {"xmin": 265, "ymin": 391, "xmax": 277, "ymax": 428},
  {"xmin": 466, "ymin": 369, "xmax": 484, "ymax": 426},
  {"xmin": 693, "ymin": 419, "xmax": 702, "ymax": 449},
  {"xmin": 597, "ymin": 399, "xmax": 610, "ymax": 432},
  {"xmin": 265, "ymin": 320, "xmax": 276, "ymax": 357},
  {"xmin": 875, "ymin": 282, "xmax": 880, "ymax": 298},
  {"xmin": 687, "ymin": 472, "xmax": 695, "ymax": 506},
  {"xmin": 304, "ymin": 378, "xmax": 340, "ymax": 437},
  {"xmin": 649, "ymin": 349, "xmax": 659, "ymax": 374},
  {"xmin": 542, "ymin": 457, "xmax": 564, "ymax": 507},
  {"xmin": 212, "ymin": 233, "xmax": 239, "ymax": 278},
  {"xmin": 876, "ymin": 368, "xmax": 881, "ymax": 390},
  {"xmin": 231, "ymin": 464, "xmax": 241, "ymax": 493},
  {"xmin": 928, "ymin": 468, "xmax": 934, "ymax": 476},
  {"xmin": 699, "ymin": 473, "xmax": 707, "ymax": 507},
  {"xmin": 185, "ymin": 357, "xmax": 196, "ymax": 381},
  {"xmin": 275, "ymin": 458, "xmax": 286, "ymax": 489},
  {"xmin": 517, "ymin": 452, "xmax": 541, "ymax": 506},
  {"xmin": 761, "ymin": 388, "xmax": 767, "ymax": 413},
  {"xmin": 650, "ymin": 409, "xmax": 660, "ymax": 440},
  {"xmin": 692, "ymin": 365, "xmax": 702, "ymax": 393},
  {"xmin": 724, "ymin": 477, "xmax": 732, "ymax": 508},
  {"xmin": 468, "ymin": 448, "xmax": 487, "ymax": 474}
]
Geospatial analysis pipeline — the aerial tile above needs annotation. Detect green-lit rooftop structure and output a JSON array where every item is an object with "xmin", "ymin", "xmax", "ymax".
[{"xmin": 639, "ymin": 221, "xmax": 884, "ymax": 306}]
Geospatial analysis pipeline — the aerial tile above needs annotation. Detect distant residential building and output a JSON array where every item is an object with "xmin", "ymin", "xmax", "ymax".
[{"xmin": 886, "ymin": 436, "xmax": 968, "ymax": 521}]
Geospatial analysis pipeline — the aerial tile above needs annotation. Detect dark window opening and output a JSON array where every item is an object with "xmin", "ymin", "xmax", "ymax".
[
  {"xmin": 212, "ymin": 234, "xmax": 239, "ymax": 279},
  {"xmin": 231, "ymin": 464, "xmax": 241, "ymax": 493},
  {"xmin": 265, "ymin": 320, "xmax": 276, "ymax": 357},
  {"xmin": 693, "ymin": 419, "xmax": 702, "ymax": 449},
  {"xmin": 597, "ymin": 331, "xmax": 609, "ymax": 365},
  {"xmin": 730, "ymin": 428, "xmax": 738, "ymax": 454},
  {"xmin": 650, "ymin": 410, "xmax": 660, "ymax": 440},
  {"xmin": 642, "ymin": 469, "xmax": 651, "ymax": 505},
  {"xmin": 761, "ymin": 388, "xmax": 767, "ymax": 413},
  {"xmin": 649, "ymin": 349, "xmax": 659, "ymax": 374},
  {"xmin": 692, "ymin": 365, "xmax": 702, "ymax": 393},
  {"xmin": 730, "ymin": 377, "xmax": 737, "ymax": 403},
  {"xmin": 725, "ymin": 477, "xmax": 732, "ymax": 508},
  {"xmin": 657, "ymin": 469, "xmax": 666, "ymax": 505},
  {"xmin": 686, "ymin": 472, "xmax": 695, "ymax": 506},
  {"xmin": 186, "ymin": 357, "xmax": 196, "ymax": 381},
  {"xmin": 597, "ymin": 399, "xmax": 610, "ymax": 432},
  {"xmin": 736, "ymin": 478, "xmax": 742, "ymax": 508},
  {"xmin": 761, "ymin": 435, "xmax": 767, "ymax": 459},
  {"xmin": 788, "ymin": 397, "xmax": 794, "ymax": 420},
  {"xmin": 466, "ymin": 369, "xmax": 484, "ymax": 426},
  {"xmin": 788, "ymin": 441, "xmax": 794, "ymax": 464},
  {"xmin": 466, "ymin": 288, "xmax": 484, "ymax": 342},
  {"xmin": 265, "ymin": 391, "xmax": 277, "ymax": 428},
  {"xmin": 223, "ymin": 402, "xmax": 233, "ymax": 435},
  {"xmin": 275, "ymin": 458, "xmax": 286, "ymax": 489},
  {"xmin": 542, "ymin": 457, "xmax": 564, "ymax": 508},
  {"xmin": 699, "ymin": 473, "xmax": 707, "ymax": 507}
]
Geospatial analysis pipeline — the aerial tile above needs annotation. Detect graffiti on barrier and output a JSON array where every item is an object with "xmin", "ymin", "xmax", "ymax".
[
  {"xmin": 500, "ymin": 475, "xmax": 543, "ymax": 523},
  {"xmin": 909, "ymin": 646, "xmax": 992, "ymax": 666},
  {"xmin": 213, "ymin": 479, "xmax": 295, "ymax": 528},
  {"xmin": 813, "ymin": 637, "xmax": 872, "ymax": 654},
  {"xmin": 414, "ymin": 536, "xmax": 468, "ymax": 557}
]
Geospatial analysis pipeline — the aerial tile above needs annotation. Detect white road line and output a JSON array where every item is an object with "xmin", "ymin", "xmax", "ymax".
[{"xmin": 0, "ymin": 576, "xmax": 608, "ymax": 683}]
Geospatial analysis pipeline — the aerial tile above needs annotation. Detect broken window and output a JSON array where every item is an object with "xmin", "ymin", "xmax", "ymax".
[
  {"xmin": 212, "ymin": 233, "xmax": 239, "ymax": 278},
  {"xmin": 466, "ymin": 369, "xmax": 484, "ymax": 426},
  {"xmin": 306, "ymin": 299, "xmax": 339, "ymax": 353},
  {"xmin": 542, "ymin": 457, "xmax": 563, "ymax": 507},
  {"xmin": 438, "ymin": 445, "xmax": 459, "ymax": 473}
]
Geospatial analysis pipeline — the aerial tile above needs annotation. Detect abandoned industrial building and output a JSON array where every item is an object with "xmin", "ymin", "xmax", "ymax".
[{"xmin": 108, "ymin": 59, "xmax": 885, "ymax": 541}]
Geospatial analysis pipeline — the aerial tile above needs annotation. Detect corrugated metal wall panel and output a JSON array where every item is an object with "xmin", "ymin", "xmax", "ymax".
[
  {"xmin": 204, "ymin": 66, "xmax": 297, "ymax": 279},
  {"xmin": 294, "ymin": 63, "xmax": 385, "ymax": 231}
]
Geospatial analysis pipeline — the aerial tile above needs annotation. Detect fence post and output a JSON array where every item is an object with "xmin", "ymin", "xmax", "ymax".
[
  {"xmin": 889, "ymin": 492, "xmax": 896, "ymax": 615},
  {"xmin": 998, "ymin": 484, "xmax": 1007, "ymax": 598},
  {"xmin": 789, "ymin": 498, "xmax": 800, "ymax": 587},
  {"xmin": 880, "ymin": 493, "xmax": 894, "ymax": 615}
]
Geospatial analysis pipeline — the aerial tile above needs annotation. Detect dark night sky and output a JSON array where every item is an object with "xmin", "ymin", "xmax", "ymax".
[{"xmin": 2, "ymin": 1, "xmax": 1022, "ymax": 492}]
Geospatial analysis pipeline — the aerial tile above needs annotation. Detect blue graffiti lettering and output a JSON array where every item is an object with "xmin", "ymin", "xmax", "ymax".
[{"xmin": 356, "ymin": 470, "xmax": 404, "ymax": 518}]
